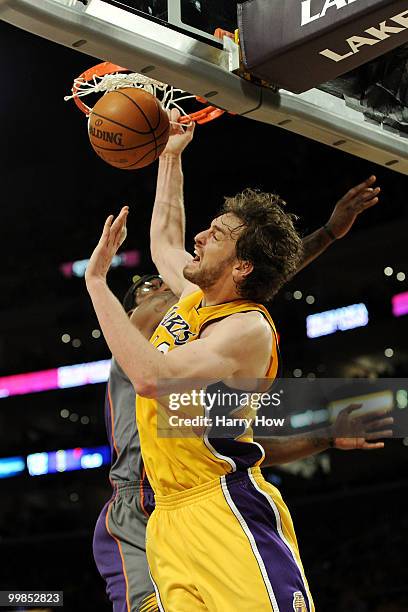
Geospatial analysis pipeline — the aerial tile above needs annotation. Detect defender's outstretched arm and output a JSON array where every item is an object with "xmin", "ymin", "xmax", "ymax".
[
  {"xmin": 257, "ymin": 404, "xmax": 393, "ymax": 466},
  {"xmin": 296, "ymin": 175, "xmax": 380, "ymax": 273}
]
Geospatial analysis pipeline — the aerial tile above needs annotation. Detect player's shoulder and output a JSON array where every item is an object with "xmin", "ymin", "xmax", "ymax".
[
  {"xmin": 207, "ymin": 310, "xmax": 271, "ymax": 340},
  {"xmin": 227, "ymin": 309, "xmax": 267, "ymax": 326}
]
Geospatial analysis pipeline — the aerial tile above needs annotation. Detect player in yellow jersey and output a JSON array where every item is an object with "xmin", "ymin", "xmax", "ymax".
[{"xmin": 85, "ymin": 115, "xmax": 381, "ymax": 611}]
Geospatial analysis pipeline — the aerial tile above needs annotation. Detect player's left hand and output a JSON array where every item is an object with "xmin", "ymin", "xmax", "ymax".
[
  {"xmin": 332, "ymin": 403, "xmax": 393, "ymax": 450},
  {"xmin": 326, "ymin": 176, "xmax": 381, "ymax": 239},
  {"xmin": 85, "ymin": 206, "xmax": 128, "ymax": 284}
]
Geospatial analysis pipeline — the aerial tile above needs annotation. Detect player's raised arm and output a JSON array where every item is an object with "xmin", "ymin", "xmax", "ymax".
[
  {"xmin": 150, "ymin": 109, "xmax": 198, "ymax": 297},
  {"xmin": 295, "ymin": 175, "xmax": 381, "ymax": 274}
]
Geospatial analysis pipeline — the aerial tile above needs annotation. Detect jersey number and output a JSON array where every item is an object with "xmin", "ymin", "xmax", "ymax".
[{"xmin": 156, "ymin": 341, "xmax": 170, "ymax": 354}]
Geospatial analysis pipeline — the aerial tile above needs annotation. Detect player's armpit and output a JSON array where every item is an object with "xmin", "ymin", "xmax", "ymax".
[{"xmin": 154, "ymin": 312, "xmax": 272, "ymax": 395}]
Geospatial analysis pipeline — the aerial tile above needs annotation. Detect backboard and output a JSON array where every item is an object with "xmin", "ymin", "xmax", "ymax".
[{"xmin": 1, "ymin": 0, "xmax": 407, "ymax": 174}]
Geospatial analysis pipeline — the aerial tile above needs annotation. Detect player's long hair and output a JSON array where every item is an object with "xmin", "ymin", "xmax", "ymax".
[{"xmin": 221, "ymin": 188, "xmax": 303, "ymax": 302}]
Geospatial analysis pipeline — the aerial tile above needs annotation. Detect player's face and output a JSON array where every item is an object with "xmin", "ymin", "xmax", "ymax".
[
  {"xmin": 135, "ymin": 277, "xmax": 167, "ymax": 306},
  {"xmin": 183, "ymin": 213, "xmax": 243, "ymax": 288}
]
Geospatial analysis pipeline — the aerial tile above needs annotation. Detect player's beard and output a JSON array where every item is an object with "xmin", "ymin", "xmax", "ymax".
[{"xmin": 183, "ymin": 254, "xmax": 236, "ymax": 289}]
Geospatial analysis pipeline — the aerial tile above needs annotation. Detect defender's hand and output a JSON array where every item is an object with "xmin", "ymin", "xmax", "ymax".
[
  {"xmin": 326, "ymin": 176, "xmax": 380, "ymax": 240},
  {"xmin": 161, "ymin": 109, "xmax": 195, "ymax": 157},
  {"xmin": 85, "ymin": 206, "xmax": 128, "ymax": 284},
  {"xmin": 332, "ymin": 403, "xmax": 393, "ymax": 451}
]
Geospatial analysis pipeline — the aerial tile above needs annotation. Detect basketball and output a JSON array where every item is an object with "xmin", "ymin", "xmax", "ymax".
[{"xmin": 88, "ymin": 87, "xmax": 170, "ymax": 170}]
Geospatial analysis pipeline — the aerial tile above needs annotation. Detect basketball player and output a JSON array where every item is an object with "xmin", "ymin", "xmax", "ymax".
[
  {"xmin": 93, "ymin": 269, "xmax": 391, "ymax": 612},
  {"xmin": 86, "ymin": 129, "xmax": 384, "ymax": 610},
  {"xmin": 92, "ymin": 275, "xmax": 177, "ymax": 612},
  {"xmin": 93, "ymin": 272, "xmax": 392, "ymax": 612}
]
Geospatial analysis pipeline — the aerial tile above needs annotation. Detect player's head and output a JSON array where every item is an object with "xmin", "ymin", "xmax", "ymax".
[
  {"xmin": 122, "ymin": 274, "xmax": 165, "ymax": 313},
  {"xmin": 183, "ymin": 188, "xmax": 303, "ymax": 302}
]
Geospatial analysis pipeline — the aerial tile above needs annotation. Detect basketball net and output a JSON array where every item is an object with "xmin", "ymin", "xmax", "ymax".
[{"xmin": 65, "ymin": 62, "xmax": 226, "ymax": 125}]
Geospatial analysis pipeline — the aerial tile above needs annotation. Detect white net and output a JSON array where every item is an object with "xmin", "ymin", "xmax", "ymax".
[{"xmin": 64, "ymin": 70, "xmax": 196, "ymax": 116}]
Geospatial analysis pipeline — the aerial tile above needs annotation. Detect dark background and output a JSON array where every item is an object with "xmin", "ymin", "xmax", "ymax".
[{"xmin": 1, "ymin": 4, "xmax": 408, "ymax": 611}]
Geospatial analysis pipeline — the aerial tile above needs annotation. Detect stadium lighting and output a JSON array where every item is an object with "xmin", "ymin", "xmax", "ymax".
[
  {"xmin": 0, "ymin": 360, "xmax": 111, "ymax": 399},
  {"xmin": 306, "ymin": 303, "xmax": 369, "ymax": 338},
  {"xmin": 27, "ymin": 446, "xmax": 110, "ymax": 476},
  {"xmin": 60, "ymin": 250, "xmax": 140, "ymax": 278},
  {"xmin": 392, "ymin": 291, "xmax": 408, "ymax": 317}
]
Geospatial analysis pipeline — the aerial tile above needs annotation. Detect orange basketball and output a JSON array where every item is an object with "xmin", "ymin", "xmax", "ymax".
[{"xmin": 88, "ymin": 88, "xmax": 170, "ymax": 170}]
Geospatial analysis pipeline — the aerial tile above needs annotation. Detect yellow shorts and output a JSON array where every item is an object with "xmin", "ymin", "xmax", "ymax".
[{"xmin": 146, "ymin": 467, "xmax": 314, "ymax": 611}]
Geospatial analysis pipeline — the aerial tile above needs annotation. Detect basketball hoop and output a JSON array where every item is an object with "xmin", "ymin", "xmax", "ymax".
[{"xmin": 65, "ymin": 61, "xmax": 226, "ymax": 125}]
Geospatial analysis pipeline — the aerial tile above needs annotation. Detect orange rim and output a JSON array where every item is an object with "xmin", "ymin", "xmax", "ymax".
[
  {"xmin": 70, "ymin": 61, "xmax": 231, "ymax": 124},
  {"xmin": 72, "ymin": 61, "xmax": 128, "ymax": 115}
]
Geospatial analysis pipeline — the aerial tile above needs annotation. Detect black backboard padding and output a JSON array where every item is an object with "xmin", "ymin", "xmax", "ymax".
[{"xmin": 238, "ymin": 0, "xmax": 408, "ymax": 93}]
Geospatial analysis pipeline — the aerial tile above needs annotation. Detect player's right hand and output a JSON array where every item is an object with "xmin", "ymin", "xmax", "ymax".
[
  {"xmin": 160, "ymin": 108, "xmax": 195, "ymax": 157},
  {"xmin": 85, "ymin": 206, "xmax": 129, "ymax": 285}
]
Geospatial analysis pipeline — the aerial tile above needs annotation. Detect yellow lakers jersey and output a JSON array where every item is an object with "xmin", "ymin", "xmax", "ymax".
[{"xmin": 136, "ymin": 289, "xmax": 279, "ymax": 496}]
